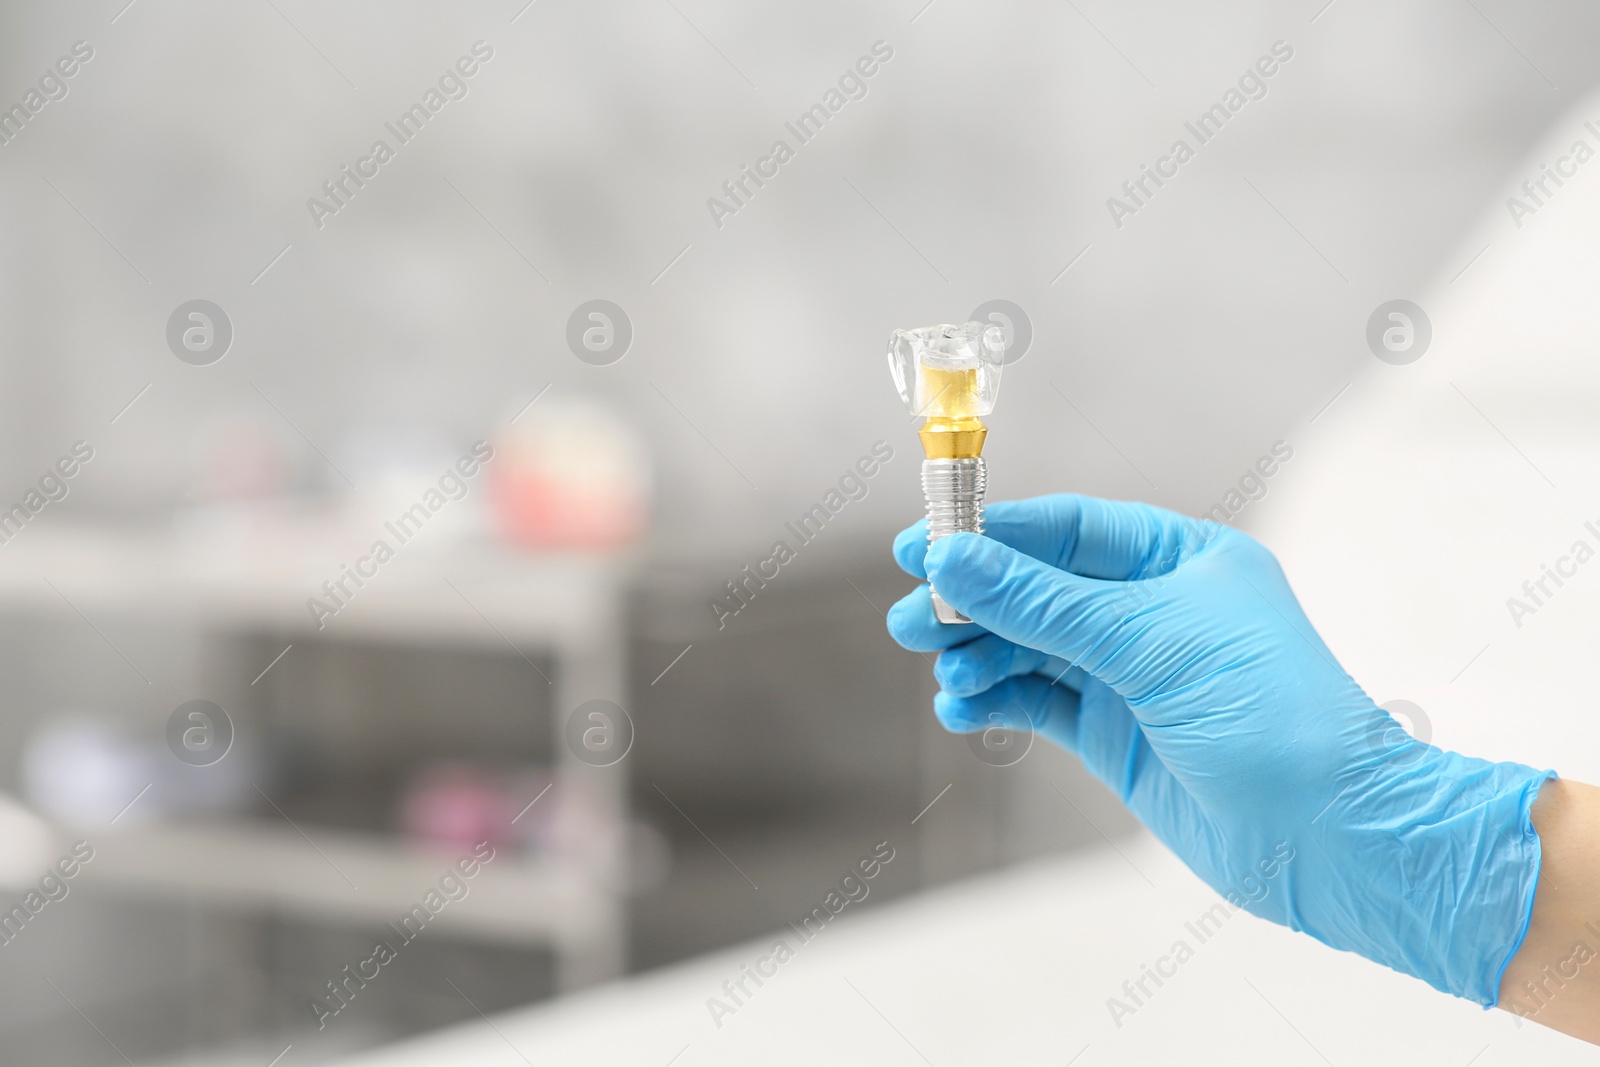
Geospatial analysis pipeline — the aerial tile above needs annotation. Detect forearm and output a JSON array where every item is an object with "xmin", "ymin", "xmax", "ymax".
[{"xmin": 1499, "ymin": 778, "xmax": 1600, "ymax": 1042}]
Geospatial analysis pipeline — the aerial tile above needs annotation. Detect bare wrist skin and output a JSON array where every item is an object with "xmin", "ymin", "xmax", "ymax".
[{"xmin": 1499, "ymin": 778, "xmax": 1600, "ymax": 1043}]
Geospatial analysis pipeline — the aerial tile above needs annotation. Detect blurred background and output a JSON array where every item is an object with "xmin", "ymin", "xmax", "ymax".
[{"xmin": 2, "ymin": 0, "xmax": 1599, "ymax": 1063}]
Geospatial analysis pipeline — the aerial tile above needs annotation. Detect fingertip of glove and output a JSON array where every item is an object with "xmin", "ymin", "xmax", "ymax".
[
  {"xmin": 884, "ymin": 596, "xmax": 913, "ymax": 645},
  {"xmin": 926, "ymin": 535, "xmax": 1003, "ymax": 608},
  {"xmin": 925, "ymin": 531, "xmax": 988, "ymax": 577},
  {"xmin": 885, "ymin": 587, "xmax": 934, "ymax": 648},
  {"xmin": 932, "ymin": 690, "xmax": 982, "ymax": 733},
  {"xmin": 932, "ymin": 649, "xmax": 983, "ymax": 697},
  {"xmin": 892, "ymin": 522, "xmax": 930, "ymax": 578}
]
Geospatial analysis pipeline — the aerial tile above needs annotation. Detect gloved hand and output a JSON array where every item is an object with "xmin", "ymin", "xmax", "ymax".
[{"xmin": 887, "ymin": 494, "xmax": 1554, "ymax": 1007}]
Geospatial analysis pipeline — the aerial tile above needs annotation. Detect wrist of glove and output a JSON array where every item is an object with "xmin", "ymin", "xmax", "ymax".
[
  {"xmin": 886, "ymin": 495, "xmax": 1554, "ymax": 1007},
  {"xmin": 1296, "ymin": 746, "xmax": 1551, "ymax": 1005}
]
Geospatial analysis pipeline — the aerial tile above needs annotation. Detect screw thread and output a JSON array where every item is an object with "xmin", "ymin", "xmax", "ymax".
[{"xmin": 923, "ymin": 458, "xmax": 986, "ymax": 623}]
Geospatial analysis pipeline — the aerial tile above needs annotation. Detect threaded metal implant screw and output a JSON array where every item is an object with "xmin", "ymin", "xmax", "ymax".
[{"xmin": 923, "ymin": 457, "xmax": 986, "ymax": 624}]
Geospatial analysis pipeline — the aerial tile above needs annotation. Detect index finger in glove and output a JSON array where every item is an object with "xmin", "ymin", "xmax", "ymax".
[{"xmin": 926, "ymin": 532, "xmax": 1144, "ymax": 676}]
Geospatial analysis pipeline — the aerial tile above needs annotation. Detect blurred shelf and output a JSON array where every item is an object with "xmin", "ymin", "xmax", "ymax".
[
  {"xmin": 82, "ymin": 819, "xmax": 611, "ymax": 951},
  {"xmin": 0, "ymin": 521, "xmax": 632, "ymax": 650},
  {"xmin": 8, "ymin": 516, "xmax": 636, "ymax": 989}
]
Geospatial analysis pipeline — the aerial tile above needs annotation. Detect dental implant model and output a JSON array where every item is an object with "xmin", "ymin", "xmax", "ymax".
[{"xmin": 888, "ymin": 321, "xmax": 1006, "ymax": 623}]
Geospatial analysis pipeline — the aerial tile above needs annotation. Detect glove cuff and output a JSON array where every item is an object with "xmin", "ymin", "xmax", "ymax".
[
  {"xmin": 1484, "ymin": 769, "xmax": 1558, "ymax": 1008},
  {"xmin": 1307, "ymin": 758, "xmax": 1555, "ymax": 1007}
]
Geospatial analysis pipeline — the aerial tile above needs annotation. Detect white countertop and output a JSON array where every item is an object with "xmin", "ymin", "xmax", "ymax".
[{"xmin": 317, "ymin": 835, "xmax": 1593, "ymax": 1065}]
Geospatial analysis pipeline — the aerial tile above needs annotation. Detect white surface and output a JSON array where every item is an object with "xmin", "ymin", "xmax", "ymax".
[{"xmin": 321, "ymin": 836, "xmax": 1593, "ymax": 1066}]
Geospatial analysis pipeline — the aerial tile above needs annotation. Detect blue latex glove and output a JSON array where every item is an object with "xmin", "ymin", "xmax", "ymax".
[{"xmin": 887, "ymin": 494, "xmax": 1554, "ymax": 1007}]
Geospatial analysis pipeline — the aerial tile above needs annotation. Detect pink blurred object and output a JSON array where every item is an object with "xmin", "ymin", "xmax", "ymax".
[
  {"xmin": 400, "ymin": 764, "xmax": 597, "ymax": 859},
  {"xmin": 489, "ymin": 398, "xmax": 649, "ymax": 549},
  {"xmin": 199, "ymin": 417, "xmax": 290, "ymax": 501},
  {"xmin": 399, "ymin": 763, "xmax": 522, "ymax": 853}
]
